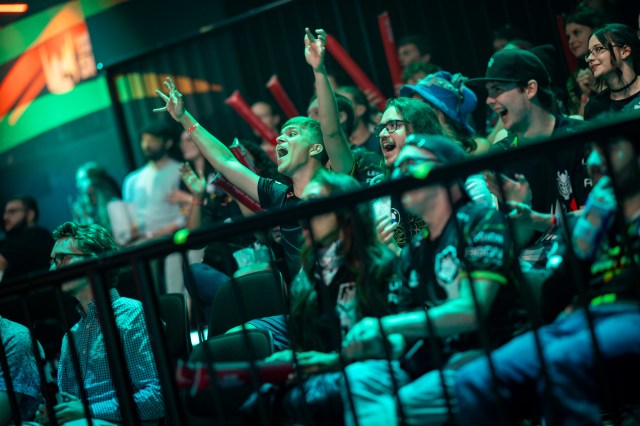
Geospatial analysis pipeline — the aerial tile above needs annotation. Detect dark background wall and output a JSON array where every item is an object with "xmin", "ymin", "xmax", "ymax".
[{"xmin": 1, "ymin": 0, "xmax": 638, "ymax": 234}]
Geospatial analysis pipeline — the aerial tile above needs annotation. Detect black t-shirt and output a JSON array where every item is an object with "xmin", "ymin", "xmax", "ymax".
[
  {"xmin": 584, "ymin": 89, "xmax": 640, "ymax": 121},
  {"xmin": 395, "ymin": 201, "xmax": 525, "ymax": 349},
  {"xmin": 352, "ymin": 145, "xmax": 384, "ymax": 185},
  {"xmin": 490, "ymin": 115, "xmax": 591, "ymax": 216},
  {"xmin": 0, "ymin": 226, "xmax": 53, "ymax": 283},
  {"xmin": 258, "ymin": 177, "xmax": 302, "ymax": 280}
]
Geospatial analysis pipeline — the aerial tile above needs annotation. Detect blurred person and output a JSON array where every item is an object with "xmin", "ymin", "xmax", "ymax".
[
  {"xmin": 336, "ymin": 85, "xmax": 382, "ymax": 154},
  {"xmin": 397, "ymin": 35, "xmax": 434, "ymax": 67},
  {"xmin": 0, "ymin": 316, "xmax": 45, "ymax": 424},
  {"xmin": 565, "ymin": 8, "xmax": 606, "ymax": 116},
  {"xmin": 491, "ymin": 24, "xmax": 528, "ymax": 52},
  {"xmin": 122, "ymin": 121, "xmax": 185, "ymax": 241},
  {"xmin": 584, "ymin": 23, "xmax": 640, "ymax": 119},
  {"xmin": 251, "ymin": 100, "xmax": 282, "ymax": 163},
  {"xmin": 456, "ymin": 138, "xmax": 640, "ymax": 426},
  {"xmin": 401, "ymin": 61, "xmax": 442, "ymax": 86},
  {"xmin": 342, "ymin": 135, "xmax": 524, "ymax": 426},
  {"xmin": 0, "ymin": 196, "xmax": 53, "ymax": 283},
  {"xmin": 70, "ymin": 162, "xmax": 122, "ymax": 236}
]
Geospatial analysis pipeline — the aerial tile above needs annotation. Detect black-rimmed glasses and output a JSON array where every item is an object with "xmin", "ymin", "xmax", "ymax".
[{"xmin": 374, "ymin": 119, "xmax": 410, "ymax": 137}]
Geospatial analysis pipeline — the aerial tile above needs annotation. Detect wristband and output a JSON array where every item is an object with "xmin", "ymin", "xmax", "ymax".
[
  {"xmin": 191, "ymin": 197, "xmax": 205, "ymax": 205},
  {"xmin": 187, "ymin": 122, "xmax": 200, "ymax": 137}
]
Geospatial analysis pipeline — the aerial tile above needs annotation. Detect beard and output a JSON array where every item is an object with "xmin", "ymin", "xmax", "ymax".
[
  {"xmin": 143, "ymin": 146, "xmax": 168, "ymax": 162},
  {"xmin": 5, "ymin": 217, "xmax": 28, "ymax": 237}
]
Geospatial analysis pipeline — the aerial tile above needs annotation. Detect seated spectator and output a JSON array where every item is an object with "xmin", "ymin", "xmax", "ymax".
[
  {"xmin": 243, "ymin": 169, "xmax": 408, "ymax": 424},
  {"xmin": 400, "ymin": 70, "xmax": 491, "ymax": 155},
  {"xmin": 564, "ymin": 8, "xmax": 605, "ymax": 116},
  {"xmin": 38, "ymin": 222, "xmax": 165, "ymax": 425},
  {"xmin": 401, "ymin": 62, "xmax": 442, "ymax": 86},
  {"xmin": 341, "ymin": 134, "xmax": 525, "ymax": 426},
  {"xmin": 0, "ymin": 316, "xmax": 44, "ymax": 424},
  {"xmin": 455, "ymin": 138, "xmax": 640, "ymax": 426},
  {"xmin": 584, "ymin": 23, "xmax": 640, "ymax": 119},
  {"xmin": 0, "ymin": 196, "xmax": 53, "ymax": 283}
]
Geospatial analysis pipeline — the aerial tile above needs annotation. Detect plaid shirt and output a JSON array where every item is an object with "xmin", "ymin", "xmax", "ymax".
[{"xmin": 58, "ymin": 289, "xmax": 165, "ymax": 423}]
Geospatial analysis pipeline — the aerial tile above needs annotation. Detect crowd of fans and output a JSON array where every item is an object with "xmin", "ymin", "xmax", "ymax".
[{"xmin": 0, "ymin": 4, "xmax": 639, "ymax": 425}]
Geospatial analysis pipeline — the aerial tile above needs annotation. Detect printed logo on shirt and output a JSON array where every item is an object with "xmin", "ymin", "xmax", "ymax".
[
  {"xmin": 337, "ymin": 282, "xmax": 357, "ymax": 335},
  {"xmin": 435, "ymin": 245, "xmax": 461, "ymax": 299},
  {"xmin": 557, "ymin": 170, "xmax": 573, "ymax": 200}
]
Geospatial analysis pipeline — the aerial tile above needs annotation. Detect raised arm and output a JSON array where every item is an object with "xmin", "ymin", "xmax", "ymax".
[
  {"xmin": 304, "ymin": 28, "xmax": 355, "ymax": 175},
  {"xmin": 154, "ymin": 77, "xmax": 260, "ymax": 201}
]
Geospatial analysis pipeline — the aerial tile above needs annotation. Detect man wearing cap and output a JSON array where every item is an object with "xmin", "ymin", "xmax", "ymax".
[
  {"xmin": 340, "ymin": 135, "xmax": 524, "ymax": 426},
  {"xmin": 466, "ymin": 48, "xmax": 590, "ymax": 248}
]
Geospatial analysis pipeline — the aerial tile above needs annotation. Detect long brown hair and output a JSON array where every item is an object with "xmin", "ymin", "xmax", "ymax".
[{"xmin": 290, "ymin": 169, "xmax": 395, "ymax": 351}]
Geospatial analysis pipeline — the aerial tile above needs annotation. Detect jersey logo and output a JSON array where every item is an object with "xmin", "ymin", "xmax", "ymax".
[
  {"xmin": 557, "ymin": 170, "xmax": 573, "ymax": 200},
  {"xmin": 435, "ymin": 245, "xmax": 461, "ymax": 299}
]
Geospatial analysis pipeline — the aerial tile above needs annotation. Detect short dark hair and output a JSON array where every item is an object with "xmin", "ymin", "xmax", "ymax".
[
  {"xmin": 53, "ymin": 222, "xmax": 119, "ymax": 288},
  {"xmin": 401, "ymin": 62, "xmax": 442, "ymax": 82},
  {"xmin": 398, "ymin": 35, "xmax": 433, "ymax": 55},
  {"xmin": 139, "ymin": 120, "xmax": 175, "ymax": 143},
  {"xmin": 6, "ymin": 195, "xmax": 39, "ymax": 223}
]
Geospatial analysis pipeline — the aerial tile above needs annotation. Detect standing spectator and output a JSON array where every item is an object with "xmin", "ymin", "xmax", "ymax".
[
  {"xmin": 251, "ymin": 101, "xmax": 282, "ymax": 163},
  {"xmin": 336, "ymin": 86, "xmax": 382, "ymax": 154},
  {"xmin": 397, "ymin": 35, "xmax": 434, "ymax": 68},
  {"xmin": 123, "ymin": 121, "xmax": 185, "ymax": 241},
  {"xmin": 0, "ymin": 196, "xmax": 53, "ymax": 283}
]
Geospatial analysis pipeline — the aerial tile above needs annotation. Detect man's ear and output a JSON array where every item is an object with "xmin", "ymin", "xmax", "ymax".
[
  {"xmin": 25, "ymin": 209, "xmax": 36, "ymax": 225},
  {"xmin": 525, "ymin": 80, "xmax": 539, "ymax": 100},
  {"xmin": 166, "ymin": 138, "xmax": 174, "ymax": 149},
  {"xmin": 338, "ymin": 111, "xmax": 348, "ymax": 125},
  {"xmin": 355, "ymin": 104, "xmax": 367, "ymax": 119},
  {"xmin": 310, "ymin": 143, "xmax": 325, "ymax": 157},
  {"xmin": 421, "ymin": 53, "xmax": 432, "ymax": 63}
]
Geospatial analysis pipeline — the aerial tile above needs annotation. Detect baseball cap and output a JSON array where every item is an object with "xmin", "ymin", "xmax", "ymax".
[
  {"xmin": 400, "ymin": 71, "xmax": 477, "ymax": 135},
  {"xmin": 466, "ymin": 48, "xmax": 551, "ymax": 87}
]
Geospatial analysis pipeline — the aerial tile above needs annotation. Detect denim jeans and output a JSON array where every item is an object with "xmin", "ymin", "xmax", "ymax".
[{"xmin": 455, "ymin": 304, "xmax": 640, "ymax": 426}]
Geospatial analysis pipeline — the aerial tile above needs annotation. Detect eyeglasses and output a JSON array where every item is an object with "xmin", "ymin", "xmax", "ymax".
[
  {"xmin": 374, "ymin": 119, "xmax": 410, "ymax": 137},
  {"xmin": 584, "ymin": 44, "xmax": 620, "ymax": 62},
  {"xmin": 50, "ymin": 253, "xmax": 93, "ymax": 268}
]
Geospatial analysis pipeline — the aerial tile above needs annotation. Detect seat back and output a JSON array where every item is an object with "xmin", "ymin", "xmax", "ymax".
[
  {"xmin": 185, "ymin": 329, "xmax": 275, "ymax": 417},
  {"xmin": 158, "ymin": 293, "xmax": 192, "ymax": 365},
  {"xmin": 208, "ymin": 270, "xmax": 287, "ymax": 337}
]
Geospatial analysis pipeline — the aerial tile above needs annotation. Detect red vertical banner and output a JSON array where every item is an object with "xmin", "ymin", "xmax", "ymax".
[
  {"xmin": 225, "ymin": 90, "xmax": 279, "ymax": 146},
  {"xmin": 556, "ymin": 15, "xmax": 578, "ymax": 74},
  {"xmin": 266, "ymin": 75, "xmax": 300, "ymax": 118},
  {"xmin": 378, "ymin": 12, "xmax": 403, "ymax": 88},
  {"xmin": 324, "ymin": 34, "xmax": 387, "ymax": 111}
]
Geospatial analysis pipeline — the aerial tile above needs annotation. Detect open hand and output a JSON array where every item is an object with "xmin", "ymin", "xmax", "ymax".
[
  {"xmin": 304, "ymin": 28, "xmax": 327, "ymax": 72},
  {"xmin": 153, "ymin": 76, "xmax": 185, "ymax": 121}
]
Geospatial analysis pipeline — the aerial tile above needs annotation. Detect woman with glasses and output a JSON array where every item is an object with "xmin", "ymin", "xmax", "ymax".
[{"xmin": 584, "ymin": 23, "xmax": 640, "ymax": 120}]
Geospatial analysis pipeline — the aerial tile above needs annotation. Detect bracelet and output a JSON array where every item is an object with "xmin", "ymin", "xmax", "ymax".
[
  {"xmin": 550, "ymin": 213, "xmax": 558, "ymax": 228},
  {"xmin": 580, "ymin": 95, "xmax": 589, "ymax": 105},
  {"xmin": 191, "ymin": 197, "xmax": 205, "ymax": 205},
  {"xmin": 187, "ymin": 122, "xmax": 200, "ymax": 137}
]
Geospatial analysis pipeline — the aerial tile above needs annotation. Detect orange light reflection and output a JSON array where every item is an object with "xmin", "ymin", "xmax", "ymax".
[{"xmin": 0, "ymin": 4, "xmax": 28, "ymax": 13}]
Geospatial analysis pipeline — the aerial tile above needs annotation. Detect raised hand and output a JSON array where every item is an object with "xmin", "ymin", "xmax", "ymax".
[
  {"xmin": 304, "ymin": 27, "xmax": 327, "ymax": 72},
  {"xmin": 178, "ymin": 162, "xmax": 206, "ymax": 199},
  {"xmin": 153, "ymin": 76, "xmax": 185, "ymax": 121}
]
